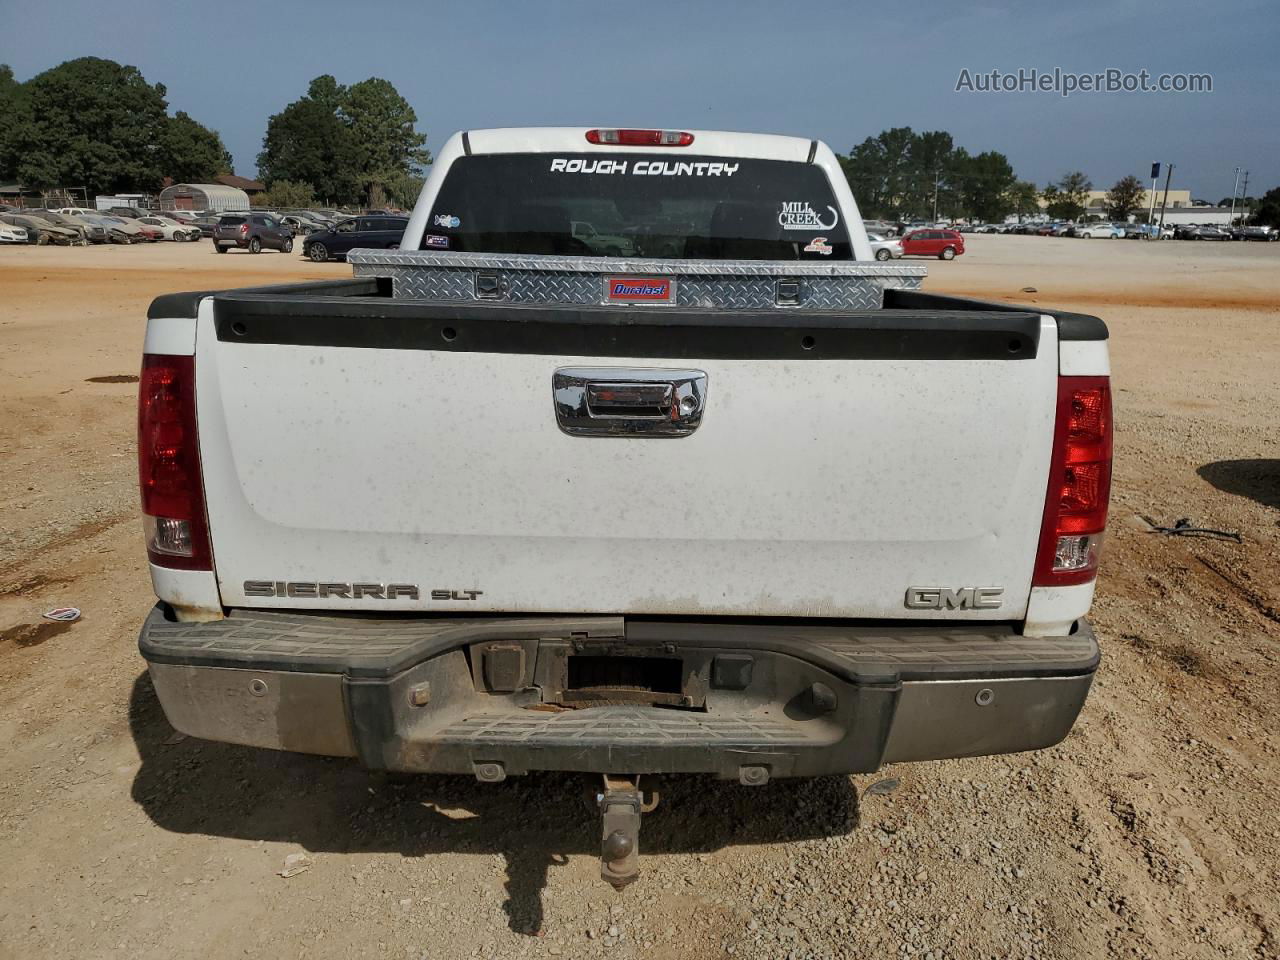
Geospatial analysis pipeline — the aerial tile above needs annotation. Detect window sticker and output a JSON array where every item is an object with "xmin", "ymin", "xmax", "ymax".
[
  {"xmin": 424, "ymin": 234, "xmax": 449, "ymax": 249},
  {"xmin": 778, "ymin": 201, "xmax": 839, "ymax": 231},
  {"xmin": 803, "ymin": 236, "xmax": 833, "ymax": 255},
  {"xmin": 433, "ymin": 214, "xmax": 461, "ymax": 228},
  {"xmin": 549, "ymin": 158, "xmax": 740, "ymax": 177}
]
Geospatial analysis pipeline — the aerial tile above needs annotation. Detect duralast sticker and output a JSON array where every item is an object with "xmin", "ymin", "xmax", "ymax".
[
  {"xmin": 604, "ymin": 276, "xmax": 676, "ymax": 304},
  {"xmin": 550, "ymin": 158, "xmax": 739, "ymax": 177},
  {"xmin": 432, "ymin": 214, "xmax": 460, "ymax": 228},
  {"xmin": 803, "ymin": 236, "xmax": 833, "ymax": 255},
  {"xmin": 779, "ymin": 201, "xmax": 839, "ymax": 231},
  {"xmin": 424, "ymin": 234, "xmax": 449, "ymax": 248}
]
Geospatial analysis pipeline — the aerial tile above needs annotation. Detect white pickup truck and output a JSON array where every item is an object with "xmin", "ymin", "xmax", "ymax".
[{"xmin": 137, "ymin": 127, "xmax": 1111, "ymax": 886}]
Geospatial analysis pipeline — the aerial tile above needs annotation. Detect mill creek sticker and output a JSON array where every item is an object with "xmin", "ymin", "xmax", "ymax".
[{"xmin": 779, "ymin": 201, "xmax": 839, "ymax": 231}]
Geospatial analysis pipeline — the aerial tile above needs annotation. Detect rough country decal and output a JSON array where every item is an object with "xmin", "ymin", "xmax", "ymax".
[
  {"xmin": 432, "ymin": 214, "xmax": 461, "ymax": 228},
  {"xmin": 803, "ymin": 236, "xmax": 833, "ymax": 255},
  {"xmin": 779, "ymin": 201, "xmax": 839, "ymax": 231},
  {"xmin": 243, "ymin": 581, "xmax": 483, "ymax": 601},
  {"xmin": 605, "ymin": 276, "xmax": 675, "ymax": 303},
  {"xmin": 550, "ymin": 158, "xmax": 739, "ymax": 177}
]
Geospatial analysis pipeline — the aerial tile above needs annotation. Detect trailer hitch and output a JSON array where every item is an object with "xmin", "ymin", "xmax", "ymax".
[{"xmin": 596, "ymin": 775, "xmax": 659, "ymax": 889}]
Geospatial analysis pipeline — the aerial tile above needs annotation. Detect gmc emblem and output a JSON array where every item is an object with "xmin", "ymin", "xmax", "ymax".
[{"xmin": 904, "ymin": 586, "xmax": 1004, "ymax": 610}]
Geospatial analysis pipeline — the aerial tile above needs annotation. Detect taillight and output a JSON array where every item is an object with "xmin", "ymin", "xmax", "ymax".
[
  {"xmin": 586, "ymin": 129, "xmax": 694, "ymax": 147},
  {"xmin": 138, "ymin": 354, "xmax": 211, "ymax": 570},
  {"xmin": 240, "ymin": 223, "xmax": 249, "ymax": 235},
  {"xmin": 1033, "ymin": 377, "xmax": 1112, "ymax": 586}
]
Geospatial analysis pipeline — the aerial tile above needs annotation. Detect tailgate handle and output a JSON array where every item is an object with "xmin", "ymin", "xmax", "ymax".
[{"xmin": 554, "ymin": 368, "xmax": 707, "ymax": 438}]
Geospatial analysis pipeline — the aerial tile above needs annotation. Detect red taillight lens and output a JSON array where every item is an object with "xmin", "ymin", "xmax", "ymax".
[
  {"xmin": 586, "ymin": 129, "xmax": 695, "ymax": 147},
  {"xmin": 138, "ymin": 354, "xmax": 211, "ymax": 570},
  {"xmin": 240, "ymin": 223, "xmax": 248, "ymax": 235},
  {"xmin": 1033, "ymin": 377, "xmax": 1112, "ymax": 586}
]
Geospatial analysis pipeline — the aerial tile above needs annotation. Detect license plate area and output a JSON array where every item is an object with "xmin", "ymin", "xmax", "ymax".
[{"xmin": 469, "ymin": 638, "xmax": 708, "ymax": 709}]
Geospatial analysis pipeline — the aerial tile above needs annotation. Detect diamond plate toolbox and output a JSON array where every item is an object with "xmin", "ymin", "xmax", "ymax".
[{"xmin": 348, "ymin": 249, "xmax": 926, "ymax": 310}]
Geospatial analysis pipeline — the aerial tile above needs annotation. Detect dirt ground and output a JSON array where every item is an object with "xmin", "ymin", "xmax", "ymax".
[{"xmin": 1, "ymin": 236, "xmax": 1278, "ymax": 960}]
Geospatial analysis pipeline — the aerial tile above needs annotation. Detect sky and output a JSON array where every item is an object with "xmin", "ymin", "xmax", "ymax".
[{"xmin": 4, "ymin": 0, "xmax": 1277, "ymax": 201}]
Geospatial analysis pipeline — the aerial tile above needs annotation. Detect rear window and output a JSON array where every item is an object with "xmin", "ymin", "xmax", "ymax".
[
  {"xmin": 422, "ymin": 153, "xmax": 851, "ymax": 259},
  {"xmin": 219, "ymin": 216, "xmax": 245, "ymax": 225}
]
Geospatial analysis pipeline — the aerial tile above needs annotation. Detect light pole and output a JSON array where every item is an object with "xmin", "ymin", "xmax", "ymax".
[{"xmin": 1228, "ymin": 167, "xmax": 1241, "ymax": 226}]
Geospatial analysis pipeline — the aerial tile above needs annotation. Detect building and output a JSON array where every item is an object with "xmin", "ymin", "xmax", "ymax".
[
  {"xmin": 1083, "ymin": 188, "xmax": 1192, "ymax": 215},
  {"xmin": 214, "ymin": 174, "xmax": 266, "ymax": 196},
  {"xmin": 156, "ymin": 182, "xmax": 250, "ymax": 212}
]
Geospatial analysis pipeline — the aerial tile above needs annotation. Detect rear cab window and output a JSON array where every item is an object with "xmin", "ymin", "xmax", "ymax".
[{"xmin": 422, "ymin": 153, "xmax": 851, "ymax": 259}]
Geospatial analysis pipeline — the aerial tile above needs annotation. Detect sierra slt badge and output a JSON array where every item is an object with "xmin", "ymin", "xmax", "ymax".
[
  {"xmin": 604, "ymin": 276, "xmax": 675, "ymax": 304},
  {"xmin": 904, "ymin": 586, "xmax": 1004, "ymax": 610},
  {"xmin": 243, "ymin": 581, "xmax": 482, "ymax": 601}
]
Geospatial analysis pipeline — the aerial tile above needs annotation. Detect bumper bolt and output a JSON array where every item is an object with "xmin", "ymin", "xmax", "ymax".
[
  {"xmin": 975, "ymin": 687, "xmax": 994, "ymax": 706},
  {"xmin": 248, "ymin": 678, "xmax": 268, "ymax": 697},
  {"xmin": 407, "ymin": 683, "xmax": 431, "ymax": 707},
  {"xmin": 739, "ymin": 765, "xmax": 770, "ymax": 786}
]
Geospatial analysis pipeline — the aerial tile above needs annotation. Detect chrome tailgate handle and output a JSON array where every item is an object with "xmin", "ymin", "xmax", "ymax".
[{"xmin": 554, "ymin": 368, "xmax": 707, "ymax": 437}]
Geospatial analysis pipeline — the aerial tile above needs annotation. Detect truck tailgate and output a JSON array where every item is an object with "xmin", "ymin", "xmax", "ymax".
[{"xmin": 193, "ymin": 278, "xmax": 1057, "ymax": 621}]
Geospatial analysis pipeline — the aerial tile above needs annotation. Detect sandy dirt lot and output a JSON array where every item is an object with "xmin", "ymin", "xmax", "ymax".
[{"xmin": 1, "ymin": 236, "xmax": 1277, "ymax": 960}]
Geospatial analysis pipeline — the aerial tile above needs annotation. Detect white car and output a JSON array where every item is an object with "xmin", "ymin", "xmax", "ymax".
[
  {"xmin": 0, "ymin": 222, "xmax": 29, "ymax": 243},
  {"xmin": 1074, "ymin": 223, "xmax": 1119, "ymax": 238},
  {"xmin": 866, "ymin": 232, "xmax": 903, "ymax": 260},
  {"xmin": 139, "ymin": 216, "xmax": 200, "ymax": 241}
]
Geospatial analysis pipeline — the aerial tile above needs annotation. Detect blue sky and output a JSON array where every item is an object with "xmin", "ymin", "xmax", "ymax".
[{"xmin": 5, "ymin": 0, "xmax": 1276, "ymax": 199}]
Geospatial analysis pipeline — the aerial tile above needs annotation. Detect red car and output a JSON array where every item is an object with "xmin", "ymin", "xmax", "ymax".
[{"xmin": 899, "ymin": 228, "xmax": 965, "ymax": 260}]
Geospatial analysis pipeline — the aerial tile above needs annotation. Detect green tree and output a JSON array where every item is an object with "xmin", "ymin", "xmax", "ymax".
[
  {"xmin": 1250, "ymin": 186, "xmax": 1280, "ymax": 228},
  {"xmin": 952, "ymin": 151, "xmax": 1018, "ymax": 222},
  {"xmin": 159, "ymin": 111, "xmax": 233, "ymax": 183},
  {"xmin": 1104, "ymin": 175, "xmax": 1145, "ymax": 220},
  {"xmin": 0, "ymin": 64, "xmax": 28, "ymax": 180},
  {"xmin": 1008, "ymin": 180, "xmax": 1041, "ymax": 220},
  {"xmin": 258, "ymin": 74, "xmax": 430, "ymax": 206},
  {"xmin": 17, "ymin": 57, "xmax": 170, "ymax": 194},
  {"xmin": 256, "ymin": 179, "xmax": 316, "ymax": 208},
  {"xmin": 1044, "ymin": 171, "xmax": 1092, "ymax": 220}
]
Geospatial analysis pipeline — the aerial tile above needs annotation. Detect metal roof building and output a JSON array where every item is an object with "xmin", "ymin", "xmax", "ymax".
[{"xmin": 157, "ymin": 182, "xmax": 250, "ymax": 212}]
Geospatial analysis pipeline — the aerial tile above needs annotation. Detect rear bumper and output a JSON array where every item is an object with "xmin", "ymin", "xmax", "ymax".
[{"xmin": 139, "ymin": 606, "xmax": 1097, "ymax": 780}]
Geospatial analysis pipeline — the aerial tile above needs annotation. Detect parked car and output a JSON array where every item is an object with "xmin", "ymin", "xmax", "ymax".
[
  {"xmin": 138, "ymin": 216, "xmax": 201, "ymax": 241},
  {"xmin": 213, "ymin": 213, "xmax": 294, "ymax": 254},
  {"xmin": 0, "ymin": 212, "xmax": 79, "ymax": 245},
  {"xmin": 107, "ymin": 215, "xmax": 162, "ymax": 241},
  {"xmin": 866, "ymin": 232, "xmax": 903, "ymax": 260},
  {"xmin": 862, "ymin": 219, "xmax": 898, "ymax": 237},
  {"xmin": 25, "ymin": 208, "xmax": 104, "ymax": 244},
  {"xmin": 1242, "ymin": 225, "xmax": 1277, "ymax": 241},
  {"xmin": 0, "ymin": 221, "xmax": 28, "ymax": 244},
  {"xmin": 303, "ymin": 216, "xmax": 408, "ymax": 262},
  {"xmin": 190, "ymin": 216, "xmax": 220, "ymax": 238},
  {"xmin": 160, "ymin": 209, "xmax": 201, "ymax": 223},
  {"xmin": 1074, "ymin": 223, "xmax": 1118, "ymax": 238},
  {"xmin": 570, "ymin": 220, "xmax": 636, "ymax": 256},
  {"xmin": 1194, "ymin": 225, "xmax": 1229, "ymax": 240},
  {"xmin": 107, "ymin": 206, "xmax": 151, "ymax": 220},
  {"xmin": 899, "ymin": 228, "xmax": 964, "ymax": 259},
  {"xmin": 70, "ymin": 212, "xmax": 138, "ymax": 243},
  {"xmin": 280, "ymin": 215, "xmax": 322, "ymax": 237}
]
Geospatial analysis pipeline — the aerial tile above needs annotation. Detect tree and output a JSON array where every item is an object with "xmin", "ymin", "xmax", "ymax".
[
  {"xmin": 159, "ymin": 111, "xmax": 233, "ymax": 183},
  {"xmin": 1008, "ymin": 180, "xmax": 1041, "ymax": 220},
  {"xmin": 952, "ymin": 151, "xmax": 1018, "ymax": 222},
  {"xmin": 17, "ymin": 57, "xmax": 170, "ymax": 194},
  {"xmin": 1, "ymin": 58, "xmax": 233, "ymax": 195},
  {"xmin": 258, "ymin": 74, "xmax": 430, "ymax": 205},
  {"xmin": 840, "ymin": 128, "xmax": 1022, "ymax": 221},
  {"xmin": 1044, "ymin": 171, "xmax": 1092, "ymax": 220},
  {"xmin": 1250, "ymin": 186, "xmax": 1280, "ymax": 228},
  {"xmin": 255, "ymin": 179, "xmax": 316, "ymax": 208},
  {"xmin": 1104, "ymin": 175, "xmax": 1145, "ymax": 220}
]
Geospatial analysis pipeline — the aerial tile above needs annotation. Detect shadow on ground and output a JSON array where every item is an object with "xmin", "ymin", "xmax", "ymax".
[
  {"xmin": 1198, "ymin": 459, "xmax": 1280, "ymax": 511},
  {"xmin": 128, "ymin": 672, "xmax": 860, "ymax": 935}
]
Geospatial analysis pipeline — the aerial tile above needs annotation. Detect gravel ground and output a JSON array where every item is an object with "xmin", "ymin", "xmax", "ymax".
[{"xmin": 1, "ymin": 236, "xmax": 1277, "ymax": 959}]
